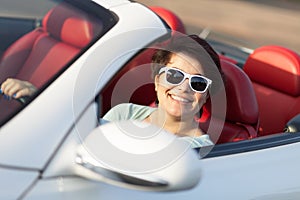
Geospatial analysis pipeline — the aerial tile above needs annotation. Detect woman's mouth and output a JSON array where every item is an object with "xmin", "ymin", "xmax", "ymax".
[{"xmin": 169, "ymin": 94, "xmax": 192, "ymax": 103}]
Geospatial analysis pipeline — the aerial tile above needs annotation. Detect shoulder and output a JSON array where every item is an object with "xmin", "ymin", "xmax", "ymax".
[
  {"xmin": 103, "ymin": 103, "xmax": 156, "ymax": 122},
  {"xmin": 102, "ymin": 103, "xmax": 133, "ymax": 121},
  {"xmin": 109, "ymin": 103, "xmax": 151, "ymax": 114}
]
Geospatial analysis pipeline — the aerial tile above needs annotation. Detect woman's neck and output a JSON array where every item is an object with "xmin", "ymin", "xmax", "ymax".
[{"xmin": 147, "ymin": 109, "xmax": 202, "ymax": 137}]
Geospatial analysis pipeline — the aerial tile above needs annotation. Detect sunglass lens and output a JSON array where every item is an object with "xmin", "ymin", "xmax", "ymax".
[
  {"xmin": 191, "ymin": 77, "xmax": 208, "ymax": 92},
  {"xmin": 166, "ymin": 69, "xmax": 184, "ymax": 84}
]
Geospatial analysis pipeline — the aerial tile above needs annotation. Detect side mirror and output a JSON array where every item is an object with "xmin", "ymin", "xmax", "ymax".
[
  {"xmin": 74, "ymin": 120, "xmax": 201, "ymax": 191},
  {"xmin": 284, "ymin": 113, "xmax": 300, "ymax": 133}
]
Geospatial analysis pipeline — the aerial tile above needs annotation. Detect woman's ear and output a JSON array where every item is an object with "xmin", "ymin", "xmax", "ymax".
[
  {"xmin": 204, "ymin": 93, "xmax": 211, "ymax": 103},
  {"xmin": 205, "ymin": 93, "xmax": 210, "ymax": 101},
  {"xmin": 200, "ymin": 93, "xmax": 209, "ymax": 105}
]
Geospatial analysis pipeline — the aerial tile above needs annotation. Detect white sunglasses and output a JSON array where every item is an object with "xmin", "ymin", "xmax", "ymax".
[{"xmin": 158, "ymin": 67, "xmax": 212, "ymax": 93}]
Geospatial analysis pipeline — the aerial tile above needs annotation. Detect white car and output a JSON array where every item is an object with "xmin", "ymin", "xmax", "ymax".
[{"xmin": 0, "ymin": 0, "xmax": 300, "ymax": 199}]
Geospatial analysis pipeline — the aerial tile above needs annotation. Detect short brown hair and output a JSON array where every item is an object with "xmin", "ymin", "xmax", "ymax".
[{"xmin": 151, "ymin": 34, "xmax": 225, "ymax": 95}]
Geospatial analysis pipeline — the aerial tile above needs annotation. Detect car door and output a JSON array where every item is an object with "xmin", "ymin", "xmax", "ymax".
[
  {"xmin": 22, "ymin": 133, "xmax": 300, "ymax": 200},
  {"xmin": 0, "ymin": 1, "xmax": 58, "ymax": 199},
  {"xmin": 0, "ymin": 0, "xmax": 118, "ymax": 199},
  {"xmin": 0, "ymin": 0, "xmax": 171, "ymax": 199}
]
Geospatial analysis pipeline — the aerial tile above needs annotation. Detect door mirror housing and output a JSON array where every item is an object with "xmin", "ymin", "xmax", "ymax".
[
  {"xmin": 75, "ymin": 120, "xmax": 201, "ymax": 191},
  {"xmin": 285, "ymin": 114, "xmax": 300, "ymax": 133}
]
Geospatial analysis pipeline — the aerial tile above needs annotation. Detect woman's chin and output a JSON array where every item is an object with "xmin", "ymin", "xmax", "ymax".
[{"xmin": 166, "ymin": 108, "xmax": 196, "ymax": 120}]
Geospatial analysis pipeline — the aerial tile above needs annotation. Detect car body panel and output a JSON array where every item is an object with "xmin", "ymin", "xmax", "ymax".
[
  {"xmin": 93, "ymin": 0, "xmax": 130, "ymax": 9},
  {"xmin": 0, "ymin": 0, "xmax": 167, "ymax": 169},
  {"xmin": 0, "ymin": 168, "xmax": 38, "ymax": 200},
  {"xmin": 25, "ymin": 141, "xmax": 300, "ymax": 200}
]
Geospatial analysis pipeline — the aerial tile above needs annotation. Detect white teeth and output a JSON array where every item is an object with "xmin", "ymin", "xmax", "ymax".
[{"xmin": 171, "ymin": 95, "xmax": 190, "ymax": 103}]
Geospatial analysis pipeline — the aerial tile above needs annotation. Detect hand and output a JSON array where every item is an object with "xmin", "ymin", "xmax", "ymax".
[{"xmin": 0, "ymin": 78, "xmax": 37, "ymax": 99}]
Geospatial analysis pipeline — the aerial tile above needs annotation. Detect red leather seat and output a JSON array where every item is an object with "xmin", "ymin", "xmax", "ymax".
[
  {"xmin": 149, "ymin": 6, "xmax": 186, "ymax": 34},
  {"xmin": 100, "ymin": 48, "xmax": 156, "ymax": 116},
  {"xmin": 244, "ymin": 45, "xmax": 300, "ymax": 135},
  {"xmin": 199, "ymin": 60, "xmax": 259, "ymax": 144},
  {"xmin": 0, "ymin": 2, "xmax": 102, "ymax": 122},
  {"xmin": 101, "ymin": 7, "xmax": 259, "ymax": 143},
  {"xmin": 101, "ymin": 57, "xmax": 259, "ymax": 144},
  {"xmin": 0, "ymin": 3, "xmax": 102, "ymax": 87},
  {"xmin": 99, "ymin": 6, "xmax": 185, "ymax": 114}
]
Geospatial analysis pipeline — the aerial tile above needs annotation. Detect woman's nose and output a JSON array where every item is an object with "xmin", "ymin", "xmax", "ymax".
[{"xmin": 177, "ymin": 78, "xmax": 191, "ymax": 92}]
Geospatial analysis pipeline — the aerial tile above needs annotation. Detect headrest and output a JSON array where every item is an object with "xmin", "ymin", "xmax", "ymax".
[
  {"xmin": 244, "ymin": 45, "xmax": 300, "ymax": 96},
  {"xmin": 149, "ymin": 6, "xmax": 186, "ymax": 34},
  {"xmin": 201, "ymin": 60, "xmax": 259, "ymax": 124},
  {"xmin": 42, "ymin": 3, "xmax": 103, "ymax": 48}
]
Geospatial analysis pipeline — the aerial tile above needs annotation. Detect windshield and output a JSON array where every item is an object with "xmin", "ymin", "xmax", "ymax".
[{"xmin": 0, "ymin": 0, "xmax": 117, "ymax": 125}]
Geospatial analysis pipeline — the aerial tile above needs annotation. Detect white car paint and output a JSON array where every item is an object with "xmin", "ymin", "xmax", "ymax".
[
  {"xmin": 0, "ymin": 169, "xmax": 38, "ymax": 200},
  {"xmin": 25, "ymin": 142, "xmax": 300, "ymax": 200},
  {"xmin": 0, "ymin": 0, "xmax": 168, "ymax": 199}
]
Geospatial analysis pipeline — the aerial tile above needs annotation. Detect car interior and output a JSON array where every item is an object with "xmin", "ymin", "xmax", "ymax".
[
  {"xmin": 198, "ymin": 60, "xmax": 259, "ymax": 143},
  {"xmin": 101, "ymin": 6, "xmax": 300, "ymax": 144},
  {"xmin": 100, "ymin": 48, "xmax": 260, "ymax": 144},
  {"xmin": 0, "ymin": 1, "xmax": 105, "ymax": 123},
  {"xmin": 0, "ymin": 2, "xmax": 299, "ymax": 145},
  {"xmin": 243, "ymin": 45, "xmax": 300, "ymax": 135}
]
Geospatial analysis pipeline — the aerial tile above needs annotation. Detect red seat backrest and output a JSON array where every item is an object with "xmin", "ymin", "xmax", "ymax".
[
  {"xmin": 100, "ymin": 48, "xmax": 156, "ymax": 116},
  {"xmin": 0, "ymin": 2, "xmax": 102, "ymax": 87},
  {"xmin": 149, "ymin": 6, "xmax": 186, "ymax": 34},
  {"xmin": 101, "ymin": 7, "xmax": 259, "ymax": 144},
  {"xmin": 199, "ymin": 60, "xmax": 259, "ymax": 144},
  {"xmin": 0, "ymin": 2, "xmax": 103, "ymax": 122},
  {"xmin": 101, "ymin": 56, "xmax": 259, "ymax": 144},
  {"xmin": 244, "ymin": 45, "xmax": 300, "ymax": 135}
]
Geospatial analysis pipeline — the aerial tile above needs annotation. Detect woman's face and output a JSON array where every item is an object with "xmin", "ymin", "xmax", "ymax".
[{"xmin": 155, "ymin": 53, "xmax": 209, "ymax": 120}]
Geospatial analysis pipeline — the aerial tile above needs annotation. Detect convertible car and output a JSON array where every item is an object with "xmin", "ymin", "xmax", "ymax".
[{"xmin": 0, "ymin": 0, "xmax": 300, "ymax": 199}]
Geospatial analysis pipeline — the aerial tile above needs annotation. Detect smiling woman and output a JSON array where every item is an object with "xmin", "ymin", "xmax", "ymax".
[{"xmin": 102, "ymin": 34, "xmax": 225, "ymax": 148}]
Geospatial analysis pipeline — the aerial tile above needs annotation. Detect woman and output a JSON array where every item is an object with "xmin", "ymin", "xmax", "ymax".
[
  {"xmin": 103, "ymin": 34, "xmax": 225, "ymax": 148},
  {"xmin": 0, "ymin": 34, "xmax": 224, "ymax": 147}
]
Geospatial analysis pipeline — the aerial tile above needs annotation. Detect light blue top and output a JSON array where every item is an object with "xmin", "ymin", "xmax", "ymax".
[{"xmin": 102, "ymin": 103, "xmax": 214, "ymax": 148}]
